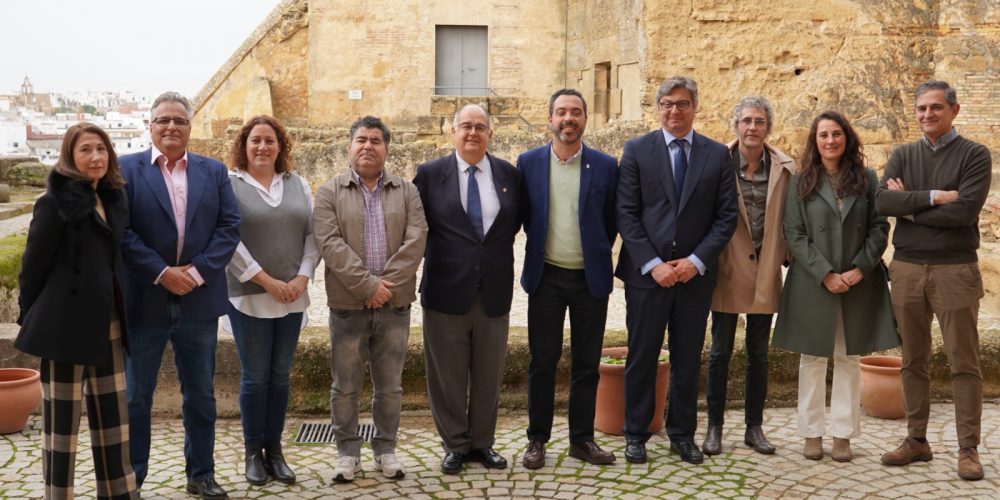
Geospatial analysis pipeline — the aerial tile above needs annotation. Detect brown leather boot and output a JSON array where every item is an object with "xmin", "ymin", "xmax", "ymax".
[
  {"xmin": 803, "ymin": 437, "xmax": 822, "ymax": 460},
  {"xmin": 831, "ymin": 438, "xmax": 852, "ymax": 462}
]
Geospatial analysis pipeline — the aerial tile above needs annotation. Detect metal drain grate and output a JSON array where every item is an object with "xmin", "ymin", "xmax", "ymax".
[{"xmin": 293, "ymin": 422, "xmax": 376, "ymax": 444}]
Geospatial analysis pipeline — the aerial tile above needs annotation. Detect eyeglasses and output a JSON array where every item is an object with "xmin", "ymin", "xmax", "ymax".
[
  {"xmin": 657, "ymin": 100, "xmax": 692, "ymax": 111},
  {"xmin": 456, "ymin": 122, "xmax": 490, "ymax": 134},
  {"xmin": 739, "ymin": 118, "xmax": 768, "ymax": 128},
  {"xmin": 152, "ymin": 117, "xmax": 190, "ymax": 127}
]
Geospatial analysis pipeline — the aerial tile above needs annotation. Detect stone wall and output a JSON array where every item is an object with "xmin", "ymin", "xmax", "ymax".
[
  {"xmin": 191, "ymin": 0, "xmax": 1000, "ymax": 172},
  {"xmin": 306, "ymin": 0, "xmax": 565, "ymax": 130},
  {"xmin": 191, "ymin": 0, "xmax": 309, "ymax": 139}
]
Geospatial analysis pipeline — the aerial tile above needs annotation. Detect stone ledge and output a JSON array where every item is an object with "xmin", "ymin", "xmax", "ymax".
[{"xmin": 2, "ymin": 323, "xmax": 997, "ymax": 417}]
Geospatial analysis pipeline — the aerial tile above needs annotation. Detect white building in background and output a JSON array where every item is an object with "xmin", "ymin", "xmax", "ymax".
[{"xmin": 0, "ymin": 121, "xmax": 28, "ymax": 155}]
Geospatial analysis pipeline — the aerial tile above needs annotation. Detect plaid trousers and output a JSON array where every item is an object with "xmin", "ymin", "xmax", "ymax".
[{"xmin": 40, "ymin": 320, "xmax": 138, "ymax": 500}]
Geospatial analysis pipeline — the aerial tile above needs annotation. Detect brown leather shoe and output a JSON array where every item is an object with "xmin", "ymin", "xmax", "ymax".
[
  {"xmin": 744, "ymin": 426, "xmax": 775, "ymax": 455},
  {"xmin": 702, "ymin": 425, "xmax": 722, "ymax": 456},
  {"xmin": 958, "ymin": 447, "xmax": 984, "ymax": 481},
  {"xmin": 881, "ymin": 437, "xmax": 933, "ymax": 466},
  {"xmin": 522, "ymin": 440, "xmax": 545, "ymax": 470},
  {"xmin": 569, "ymin": 441, "xmax": 616, "ymax": 465}
]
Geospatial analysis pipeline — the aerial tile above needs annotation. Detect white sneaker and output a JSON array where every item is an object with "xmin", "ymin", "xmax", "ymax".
[
  {"xmin": 374, "ymin": 453, "xmax": 405, "ymax": 479},
  {"xmin": 332, "ymin": 455, "xmax": 361, "ymax": 483}
]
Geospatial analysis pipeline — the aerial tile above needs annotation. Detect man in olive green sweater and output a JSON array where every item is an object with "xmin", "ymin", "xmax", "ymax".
[{"xmin": 875, "ymin": 80, "xmax": 991, "ymax": 481}]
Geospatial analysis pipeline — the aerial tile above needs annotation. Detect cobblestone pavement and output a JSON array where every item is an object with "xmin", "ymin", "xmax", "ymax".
[{"xmin": 2, "ymin": 403, "xmax": 998, "ymax": 498}]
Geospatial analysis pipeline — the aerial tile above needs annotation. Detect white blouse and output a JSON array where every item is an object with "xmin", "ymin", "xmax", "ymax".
[{"xmin": 223, "ymin": 170, "xmax": 320, "ymax": 331}]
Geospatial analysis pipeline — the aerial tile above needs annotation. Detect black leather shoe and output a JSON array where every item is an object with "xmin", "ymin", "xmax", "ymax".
[
  {"xmin": 744, "ymin": 426, "xmax": 776, "ymax": 455},
  {"xmin": 670, "ymin": 440, "xmax": 704, "ymax": 464},
  {"xmin": 702, "ymin": 425, "xmax": 723, "ymax": 456},
  {"xmin": 624, "ymin": 440, "xmax": 647, "ymax": 464},
  {"xmin": 186, "ymin": 476, "xmax": 229, "ymax": 499},
  {"xmin": 466, "ymin": 448, "xmax": 508, "ymax": 469},
  {"xmin": 244, "ymin": 448, "xmax": 268, "ymax": 486},
  {"xmin": 264, "ymin": 444, "xmax": 297, "ymax": 484},
  {"xmin": 441, "ymin": 452, "xmax": 464, "ymax": 474}
]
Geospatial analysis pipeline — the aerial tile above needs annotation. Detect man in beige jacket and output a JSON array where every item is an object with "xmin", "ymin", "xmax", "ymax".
[
  {"xmin": 313, "ymin": 116, "xmax": 427, "ymax": 483},
  {"xmin": 703, "ymin": 96, "xmax": 797, "ymax": 456}
]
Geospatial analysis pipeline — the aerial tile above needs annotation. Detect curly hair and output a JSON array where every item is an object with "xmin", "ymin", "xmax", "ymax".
[
  {"xmin": 230, "ymin": 115, "xmax": 294, "ymax": 173},
  {"xmin": 797, "ymin": 111, "xmax": 867, "ymax": 199}
]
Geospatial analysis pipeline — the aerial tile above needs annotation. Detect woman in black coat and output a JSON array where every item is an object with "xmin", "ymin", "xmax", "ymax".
[{"xmin": 15, "ymin": 122, "xmax": 138, "ymax": 499}]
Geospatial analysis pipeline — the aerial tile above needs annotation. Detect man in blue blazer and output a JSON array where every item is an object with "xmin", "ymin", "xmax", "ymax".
[
  {"xmin": 120, "ymin": 92, "xmax": 240, "ymax": 498},
  {"xmin": 518, "ymin": 89, "xmax": 618, "ymax": 469},
  {"xmin": 616, "ymin": 77, "xmax": 738, "ymax": 465},
  {"xmin": 414, "ymin": 104, "xmax": 521, "ymax": 475}
]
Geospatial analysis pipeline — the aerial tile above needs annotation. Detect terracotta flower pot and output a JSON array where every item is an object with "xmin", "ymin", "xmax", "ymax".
[
  {"xmin": 0, "ymin": 368, "xmax": 42, "ymax": 434},
  {"xmin": 859, "ymin": 355, "xmax": 905, "ymax": 419},
  {"xmin": 594, "ymin": 347, "xmax": 669, "ymax": 436}
]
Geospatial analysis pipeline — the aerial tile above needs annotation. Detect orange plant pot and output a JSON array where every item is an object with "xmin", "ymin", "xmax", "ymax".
[
  {"xmin": 594, "ymin": 347, "xmax": 669, "ymax": 436},
  {"xmin": 859, "ymin": 355, "xmax": 905, "ymax": 419},
  {"xmin": 0, "ymin": 368, "xmax": 42, "ymax": 434}
]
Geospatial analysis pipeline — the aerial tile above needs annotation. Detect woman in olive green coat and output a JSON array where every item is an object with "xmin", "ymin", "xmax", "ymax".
[{"xmin": 772, "ymin": 111, "xmax": 899, "ymax": 463}]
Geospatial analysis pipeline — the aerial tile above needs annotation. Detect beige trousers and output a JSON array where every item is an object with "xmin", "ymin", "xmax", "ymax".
[{"xmin": 797, "ymin": 311, "xmax": 861, "ymax": 439}]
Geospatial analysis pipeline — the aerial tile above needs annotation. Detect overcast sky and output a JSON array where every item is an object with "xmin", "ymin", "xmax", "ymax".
[{"xmin": 1, "ymin": 0, "xmax": 282, "ymax": 97}]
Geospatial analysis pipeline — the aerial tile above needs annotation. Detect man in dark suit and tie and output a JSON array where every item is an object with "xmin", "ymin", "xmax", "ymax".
[
  {"xmin": 616, "ymin": 76, "xmax": 738, "ymax": 464},
  {"xmin": 120, "ymin": 92, "xmax": 241, "ymax": 498},
  {"xmin": 413, "ymin": 104, "xmax": 521, "ymax": 475},
  {"xmin": 518, "ymin": 89, "xmax": 618, "ymax": 469}
]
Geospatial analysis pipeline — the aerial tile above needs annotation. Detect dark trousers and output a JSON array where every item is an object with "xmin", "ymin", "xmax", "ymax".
[
  {"xmin": 706, "ymin": 312, "xmax": 772, "ymax": 427},
  {"xmin": 624, "ymin": 283, "xmax": 711, "ymax": 443},
  {"xmin": 423, "ymin": 293, "xmax": 509, "ymax": 453},
  {"xmin": 526, "ymin": 264, "xmax": 609, "ymax": 444}
]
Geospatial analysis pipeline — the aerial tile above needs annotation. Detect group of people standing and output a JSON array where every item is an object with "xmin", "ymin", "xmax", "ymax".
[{"xmin": 12, "ymin": 75, "xmax": 989, "ymax": 500}]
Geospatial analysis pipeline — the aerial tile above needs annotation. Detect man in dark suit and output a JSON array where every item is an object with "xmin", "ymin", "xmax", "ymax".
[
  {"xmin": 518, "ymin": 89, "xmax": 618, "ymax": 469},
  {"xmin": 413, "ymin": 104, "xmax": 521, "ymax": 475},
  {"xmin": 120, "ymin": 92, "xmax": 240, "ymax": 498},
  {"xmin": 616, "ymin": 76, "xmax": 737, "ymax": 464}
]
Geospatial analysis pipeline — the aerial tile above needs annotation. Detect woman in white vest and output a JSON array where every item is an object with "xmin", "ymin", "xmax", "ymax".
[{"xmin": 225, "ymin": 115, "xmax": 319, "ymax": 486}]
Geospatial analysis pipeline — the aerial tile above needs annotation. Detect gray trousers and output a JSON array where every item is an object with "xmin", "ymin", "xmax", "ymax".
[
  {"xmin": 329, "ymin": 305, "xmax": 411, "ymax": 457},
  {"xmin": 423, "ymin": 293, "xmax": 509, "ymax": 453}
]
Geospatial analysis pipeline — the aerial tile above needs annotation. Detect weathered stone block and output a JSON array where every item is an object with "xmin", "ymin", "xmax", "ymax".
[
  {"xmin": 489, "ymin": 97, "xmax": 521, "ymax": 116},
  {"xmin": 429, "ymin": 96, "xmax": 458, "ymax": 116},
  {"xmin": 416, "ymin": 115, "xmax": 443, "ymax": 135},
  {"xmin": 7, "ymin": 163, "xmax": 49, "ymax": 188}
]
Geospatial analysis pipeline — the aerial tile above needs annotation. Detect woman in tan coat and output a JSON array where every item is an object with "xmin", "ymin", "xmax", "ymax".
[
  {"xmin": 772, "ymin": 111, "xmax": 899, "ymax": 462},
  {"xmin": 704, "ymin": 97, "xmax": 797, "ymax": 456}
]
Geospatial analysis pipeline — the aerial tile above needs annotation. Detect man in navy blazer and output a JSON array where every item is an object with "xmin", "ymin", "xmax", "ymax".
[
  {"xmin": 414, "ymin": 104, "xmax": 521, "ymax": 475},
  {"xmin": 120, "ymin": 92, "xmax": 240, "ymax": 498},
  {"xmin": 616, "ymin": 77, "xmax": 737, "ymax": 465},
  {"xmin": 518, "ymin": 89, "xmax": 618, "ymax": 469}
]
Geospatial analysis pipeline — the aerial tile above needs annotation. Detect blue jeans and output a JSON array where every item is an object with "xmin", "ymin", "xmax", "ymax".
[
  {"xmin": 228, "ymin": 306, "xmax": 303, "ymax": 449},
  {"xmin": 126, "ymin": 299, "xmax": 219, "ymax": 485},
  {"xmin": 329, "ymin": 306, "xmax": 410, "ymax": 457}
]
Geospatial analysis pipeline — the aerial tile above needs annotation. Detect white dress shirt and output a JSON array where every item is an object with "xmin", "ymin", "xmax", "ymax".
[{"xmin": 456, "ymin": 153, "xmax": 501, "ymax": 235}]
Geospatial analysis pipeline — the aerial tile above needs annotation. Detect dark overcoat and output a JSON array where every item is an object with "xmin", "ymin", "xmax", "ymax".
[
  {"xmin": 772, "ymin": 168, "xmax": 899, "ymax": 357},
  {"xmin": 15, "ymin": 169, "xmax": 129, "ymax": 367}
]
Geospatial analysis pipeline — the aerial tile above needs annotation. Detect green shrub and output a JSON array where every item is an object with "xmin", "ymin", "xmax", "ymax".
[{"xmin": 0, "ymin": 234, "xmax": 26, "ymax": 290}]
